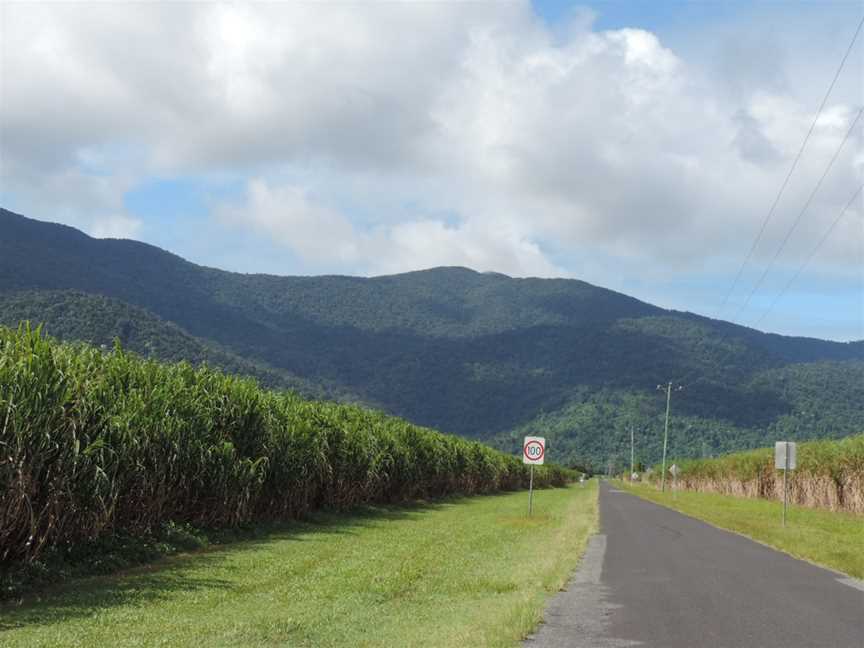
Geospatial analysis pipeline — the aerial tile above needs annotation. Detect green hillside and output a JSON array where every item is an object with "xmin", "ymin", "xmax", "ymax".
[
  {"xmin": 491, "ymin": 363, "xmax": 864, "ymax": 472},
  {"xmin": 2, "ymin": 208, "xmax": 862, "ymax": 469}
]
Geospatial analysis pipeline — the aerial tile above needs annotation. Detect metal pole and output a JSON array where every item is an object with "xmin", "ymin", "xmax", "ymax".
[
  {"xmin": 528, "ymin": 464, "xmax": 534, "ymax": 516},
  {"xmin": 630, "ymin": 424, "xmax": 635, "ymax": 479},
  {"xmin": 782, "ymin": 442, "xmax": 788, "ymax": 528},
  {"xmin": 661, "ymin": 382, "xmax": 671, "ymax": 492}
]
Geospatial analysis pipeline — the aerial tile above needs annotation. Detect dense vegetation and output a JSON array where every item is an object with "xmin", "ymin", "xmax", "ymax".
[
  {"xmin": 644, "ymin": 434, "xmax": 864, "ymax": 514},
  {"xmin": 491, "ymin": 361, "xmax": 864, "ymax": 472},
  {"xmin": 0, "ymin": 325, "xmax": 571, "ymax": 568},
  {"xmin": 2, "ymin": 208, "xmax": 862, "ymax": 469}
]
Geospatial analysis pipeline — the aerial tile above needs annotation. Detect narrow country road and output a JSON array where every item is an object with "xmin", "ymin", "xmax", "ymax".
[{"xmin": 525, "ymin": 481, "xmax": 864, "ymax": 648}]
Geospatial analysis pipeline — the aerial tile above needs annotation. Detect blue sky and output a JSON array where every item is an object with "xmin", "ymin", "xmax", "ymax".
[
  {"xmin": 534, "ymin": 0, "xmax": 740, "ymax": 31},
  {"xmin": 1, "ymin": 1, "xmax": 862, "ymax": 340}
]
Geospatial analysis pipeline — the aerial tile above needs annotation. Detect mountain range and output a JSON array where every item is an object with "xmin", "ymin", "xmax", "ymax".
[{"xmin": 1, "ymin": 207, "xmax": 861, "ymax": 470}]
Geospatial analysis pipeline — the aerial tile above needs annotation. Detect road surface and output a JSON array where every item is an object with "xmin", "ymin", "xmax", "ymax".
[{"xmin": 525, "ymin": 481, "xmax": 864, "ymax": 648}]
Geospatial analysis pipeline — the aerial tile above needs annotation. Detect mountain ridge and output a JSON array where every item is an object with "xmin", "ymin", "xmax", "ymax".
[
  {"xmin": 1, "ymin": 207, "xmax": 861, "ymax": 468},
  {"xmin": 4, "ymin": 208, "xmax": 859, "ymax": 346}
]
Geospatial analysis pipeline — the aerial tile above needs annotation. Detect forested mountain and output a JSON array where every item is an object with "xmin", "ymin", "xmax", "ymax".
[
  {"xmin": 1, "ymin": 208, "xmax": 861, "ymax": 469},
  {"xmin": 0, "ymin": 290, "xmax": 330, "ymax": 397}
]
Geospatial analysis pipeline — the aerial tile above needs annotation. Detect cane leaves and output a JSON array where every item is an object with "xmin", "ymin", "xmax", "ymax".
[{"xmin": 0, "ymin": 324, "xmax": 574, "ymax": 565}]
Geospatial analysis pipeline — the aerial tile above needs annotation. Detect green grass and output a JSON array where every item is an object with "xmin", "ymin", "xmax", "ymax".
[
  {"xmin": 0, "ymin": 482, "xmax": 598, "ymax": 647},
  {"xmin": 618, "ymin": 481, "xmax": 863, "ymax": 579}
]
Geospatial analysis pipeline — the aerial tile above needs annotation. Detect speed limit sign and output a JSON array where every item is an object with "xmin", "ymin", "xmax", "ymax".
[{"xmin": 523, "ymin": 436, "xmax": 545, "ymax": 465}]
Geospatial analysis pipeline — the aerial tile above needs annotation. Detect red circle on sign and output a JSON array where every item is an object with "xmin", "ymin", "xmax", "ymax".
[{"xmin": 523, "ymin": 440, "xmax": 544, "ymax": 461}]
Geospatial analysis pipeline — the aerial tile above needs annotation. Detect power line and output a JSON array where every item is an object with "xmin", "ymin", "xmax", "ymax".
[
  {"xmin": 649, "ymin": 20, "xmax": 864, "ymax": 407},
  {"xmin": 668, "ymin": 18, "xmax": 864, "ymax": 391},
  {"xmin": 715, "ymin": 13, "xmax": 864, "ymax": 318},
  {"xmin": 732, "ymin": 104, "xmax": 864, "ymax": 323},
  {"xmin": 671, "ymin": 181, "xmax": 863, "ymax": 387},
  {"xmin": 754, "ymin": 183, "xmax": 864, "ymax": 328}
]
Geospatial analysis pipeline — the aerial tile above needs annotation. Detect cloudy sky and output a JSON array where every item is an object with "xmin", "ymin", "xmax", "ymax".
[{"xmin": 1, "ymin": 1, "xmax": 862, "ymax": 340}]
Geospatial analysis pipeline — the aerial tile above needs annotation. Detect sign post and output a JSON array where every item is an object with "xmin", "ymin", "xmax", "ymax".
[
  {"xmin": 775, "ymin": 441, "xmax": 797, "ymax": 527},
  {"xmin": 669, "ymin": 463, "xmax": 679, "ymax": 499},
  {"xmin": 523, "ymin": 436, "xmax": 545, "ymax": 516}
]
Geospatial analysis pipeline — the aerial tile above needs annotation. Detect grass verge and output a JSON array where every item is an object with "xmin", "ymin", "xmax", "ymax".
[
  {"xmin": 618, "ymin": 481, "xmax": 863, "ymax": 579},
  {"xmin": 0, "ymin": 482, "xmax": 597, "ymax": 647}
]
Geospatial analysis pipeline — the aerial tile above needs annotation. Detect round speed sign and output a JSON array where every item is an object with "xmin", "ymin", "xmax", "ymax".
[{"xmin": 523, "ymin": 437, "xmax": 545, "ymax": 464}]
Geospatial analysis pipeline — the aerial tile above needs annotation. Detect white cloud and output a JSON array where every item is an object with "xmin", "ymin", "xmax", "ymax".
[
  {"xmin": 0, "ymin": 1, "xmax": 860, "ymax": 302},
  {"xmin": 216, "ymin": 179, "xmax": 359, "ymax": 264},
  {"xmin": 377, "ymin": 219, "xmax": 560, "ymax": 277},
  {"xmin": 88, "ymin": 213, "xmax": 142, "ymax": 240},
  {"xmin": 218, "ymin": 178, "xmax": 562, "ymax": 277}
]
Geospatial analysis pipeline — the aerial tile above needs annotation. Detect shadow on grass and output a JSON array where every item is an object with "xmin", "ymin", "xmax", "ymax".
[{"xmin": 0, "ymin": 490, "xmax": 530, "ymax": 632}]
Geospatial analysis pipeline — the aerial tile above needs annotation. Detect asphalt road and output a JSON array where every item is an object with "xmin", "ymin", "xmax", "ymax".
[{"xmin": 525, "ymin": 481, "xmax": 864, "ymax": 648}]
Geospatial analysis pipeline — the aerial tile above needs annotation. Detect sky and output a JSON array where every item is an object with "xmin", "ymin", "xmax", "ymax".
[{"xmin": 0, "ymin": 0, "xmax": 862, "ymax": 341}]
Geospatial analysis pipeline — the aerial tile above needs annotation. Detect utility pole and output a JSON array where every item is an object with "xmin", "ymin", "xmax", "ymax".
[
  {"xmin": 661, "ymin": 383, "xmax": 671, "ymax": 492},
  {"xmin": 630, "ymin": 424, "xmax": 635, "ymax": 479},
  {"xmin": 657, "ymin": 382, "xmax": 683, "ymax": 492}
]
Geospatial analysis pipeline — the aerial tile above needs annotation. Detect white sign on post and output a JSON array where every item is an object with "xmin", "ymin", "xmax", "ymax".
[
  {"xmin": 669, "ymin": 463, "xmax": 679, "ymax": 498},
  {"xmin": 774, "ymin": 442, "xmax": 797, "ymax": 470},
  {"xmin": 523, "ymin": 436, "xmax": 546, "ymax": 465},
  {"xmin": 775, "ymin": 441, "xmax": 797, "ymax": 527},
  {"xmin": 523, "ymin": 436, "xmax": 545, "ymax": 516}
]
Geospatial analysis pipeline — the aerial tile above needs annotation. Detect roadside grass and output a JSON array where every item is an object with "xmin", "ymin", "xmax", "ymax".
[
  {"xmin": 618, "ymin": 481, "xmax": 863, "ymax": 579},
  {"xmin": 0, "ymin": 482, "xmax": 597, "ymax": 647}
]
